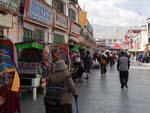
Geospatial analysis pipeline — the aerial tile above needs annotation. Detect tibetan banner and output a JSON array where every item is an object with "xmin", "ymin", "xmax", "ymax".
[{"xmin": 79, "ymin": 11, "xmax": 87, "ymax": 27}]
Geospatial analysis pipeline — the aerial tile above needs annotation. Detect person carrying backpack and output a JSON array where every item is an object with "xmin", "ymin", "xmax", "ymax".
[
  {"xmin": 44, "ymin": 59, "xmax": 77, "ymax": 113},
  {"xmin": 117, "ymin": 52, "xmax": 130, "ymax": 89}
]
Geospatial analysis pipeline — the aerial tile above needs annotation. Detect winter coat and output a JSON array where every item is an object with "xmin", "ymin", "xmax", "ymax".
[
  {"xmin": 50, "ymin": 69, "xmax": 77, "ymax": 105},
  {"xmin": 117, "ymin": 56, "xmax": 130, "ymax": 71}
]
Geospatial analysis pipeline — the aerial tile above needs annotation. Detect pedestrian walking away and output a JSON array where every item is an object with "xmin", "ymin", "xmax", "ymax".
[
  {"xmin": 117, "ymin": 52, "xmax": 130, "ymax": 89},
  {"xmin": 98, "ymin": 50, "xmax": 107, "ymax": 76},
  {"xmin": 44, "ymin": 59, "xmax": 77, "ymax": 113},
  {"xmin": 83, "ymin": 51, "xmax": 91, "ymax": 73}
]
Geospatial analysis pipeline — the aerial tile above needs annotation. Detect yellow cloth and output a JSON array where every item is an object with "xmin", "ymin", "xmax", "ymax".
[
  {"xmin": 11, "ymin": 70, "xmax": 20, "ymax": 92},
  {"xmin": 0, "ymin": 68, "xmax": 20, "ymax": 92}
]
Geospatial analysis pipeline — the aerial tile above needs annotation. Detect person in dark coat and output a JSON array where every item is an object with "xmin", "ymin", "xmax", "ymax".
[
  {"xmin": 45, "ymin": 60, "xmax": 77, "ymax": 113},
  {"xmin": 117, "ymin": 52, "xmax": 130, "ymax": 89},
  {"xmin": 83, "ymin": 51, "xmax": 91, "ymax": 73}
]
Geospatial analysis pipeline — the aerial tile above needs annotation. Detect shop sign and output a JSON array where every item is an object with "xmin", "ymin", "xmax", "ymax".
[
  {"xmin": 0, "ymin": 0, "xmax": 19, "ymax": 15},
  {"xmin": 71, "ymin": 21, "xmax": 81, "ymax": 36},
  {"xmin": 87, "ymin": 22, "xmax": 93, "ymax": 36},
  {"xmin": 0, "ymin": 14, "xmax": 13, "ymax": 28},
  {"xmin": 27, "ymin": 0, "xmax": 53, "ymax": 26},
  {"xmin": 79, "ymin": 11, "xmax": 87, "ymax": 27},
  {"xmin": 55, "ymin": 12, "xmax": 68, "ymax": 30}
]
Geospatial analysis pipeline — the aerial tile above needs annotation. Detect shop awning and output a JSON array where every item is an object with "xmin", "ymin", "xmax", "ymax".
[
  {"xmin": 15, "ymin": 41, "xmax": 44, "ymax": 51},
  {"xmin": 128, "ymin": 49, "xmax": 136, "ymax": 52},
  {"xmin": 71, "ymin": 45, "xmax": 81, "ymax": 52},
  {"xmin": 111, "ymin": 43, "xmax": 122, "ymax": 49}
]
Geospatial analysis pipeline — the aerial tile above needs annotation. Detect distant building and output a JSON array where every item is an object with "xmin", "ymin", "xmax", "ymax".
[
  {"xmin": 96, "ymin": 38, "xmax": 119, "ymax": 49},
  {"xmin": 146, "ymin": 18, "xmax": 150, "ymax": 56},
  {"xmin": 123, "ymin": 26, "xmax": 148, "ymax": 53}
]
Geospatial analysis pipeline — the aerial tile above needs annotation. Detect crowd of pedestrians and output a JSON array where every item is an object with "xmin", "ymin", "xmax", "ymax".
[{"xmin": 42, "ymin": 48, "xmax": 132, "ymax": 113}]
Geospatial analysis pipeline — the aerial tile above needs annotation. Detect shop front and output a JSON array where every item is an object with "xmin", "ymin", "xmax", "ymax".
[
  {"xmin": 52, "ymin": 12, "xmax": 69, "ymax": 45},
  {"xmin": 23, "ymin": 0, "xmax": 53, "ymax": 42},
  {"xmin": 51, "ymin": 12, "xmax": 70, "ymax": 65},
  {"xmin": 69, "ymin": 21, "xmax": 81, "ymax": 47},
  {"xmin": 15, "ymin": 0, "xmax": 53, "ymax": 101},
  {"xmin": 15, "ymin": 41, "xmax": 47, "ymax": 100}
]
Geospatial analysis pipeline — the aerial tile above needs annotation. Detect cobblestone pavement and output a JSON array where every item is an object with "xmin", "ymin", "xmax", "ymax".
[{"xmin": 21, "ymin": 63, "xmax": 150, "ymax": 113}]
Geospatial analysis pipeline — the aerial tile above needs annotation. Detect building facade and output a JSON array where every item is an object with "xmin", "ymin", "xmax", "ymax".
[
  {"xmin": 0, "ymin": 0, "xmax": 96, "ymax": 48},
  {"xmin": 0, "ymin": 0, "xmax": 21, "ymax": 42},
  {"xmin": 123, "ymin": 26, "xmax": 148, "ymax": 53}
]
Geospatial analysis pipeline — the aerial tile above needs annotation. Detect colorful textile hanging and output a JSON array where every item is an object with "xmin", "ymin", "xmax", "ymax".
[{"xmin": 0, "ymin": 38, "xmax": 20, "ymax": 113}]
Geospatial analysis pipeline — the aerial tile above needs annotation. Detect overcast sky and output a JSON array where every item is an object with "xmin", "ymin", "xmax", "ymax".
[
  {"xmin": 79, "ymin": 0, "xmax": 150, "ymax": 39},
  {"xmin": 79, "ymin": 0, "xmax": 150, "ymax": 27}
]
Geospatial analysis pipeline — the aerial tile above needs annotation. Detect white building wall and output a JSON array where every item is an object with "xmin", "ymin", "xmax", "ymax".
[
  {"xmin": 140, "ymin": 29, "xmax": 148, "ymax": 48},
  {"xmin": 44, "ymin": 0, "xmax": 52, "ymax": 5},
  {"xmin": 3, "ymin": 16, "xmax": 23, "ymax": 43}
]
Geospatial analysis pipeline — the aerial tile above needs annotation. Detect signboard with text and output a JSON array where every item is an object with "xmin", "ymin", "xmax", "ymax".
[
  {"xmin": 70, "ymin": 21, "xmax": 81, "ymax": 37},
  {"xmin": 0, "ymin": 0, "xmax": 19, "ymax": 15},
  {"xmin": 54, "ymin": 12, "xmax": 68, "ymax": 31},
  {"xmin": 87, "ymin": 22, "xmax": 93, "ymax": 36},
  {"xmin": 25, "ymin": 0, "xmax": 53, "ymax": 27}
]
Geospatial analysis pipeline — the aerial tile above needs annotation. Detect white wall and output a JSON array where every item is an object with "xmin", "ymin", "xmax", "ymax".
[
  {"xmin": 3, "ymin": 16, "xmax": 23, "ymax": 43},
  {"xmin": 44, "ymin": 0, "xmax": 52, "ymax": 5},
  {"xmin": 140, "ymin": 29, "xmax": 148, "ymax": 48}
]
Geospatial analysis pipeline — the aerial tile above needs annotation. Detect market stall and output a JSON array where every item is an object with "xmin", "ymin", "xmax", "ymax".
[{"xmin": 15, "ymin": 41, "xmax": 48, "ymax": 100}]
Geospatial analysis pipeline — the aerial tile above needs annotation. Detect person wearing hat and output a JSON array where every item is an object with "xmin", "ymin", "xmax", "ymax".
[
  {"xmin": 117, "ymin": 52, "xmax": 130, "ymax": 89},
  {"xmin": 45, "ymin": 59, "xmax": 77, "ymax": 113}
]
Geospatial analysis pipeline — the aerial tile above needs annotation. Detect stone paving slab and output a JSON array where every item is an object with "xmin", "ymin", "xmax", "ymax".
[{"xmin": 21, "ymin": 64, "xmax": 150, "ymax": 113}]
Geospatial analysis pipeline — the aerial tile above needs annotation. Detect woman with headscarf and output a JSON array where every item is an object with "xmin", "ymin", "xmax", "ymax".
[
  {"xmin": 98, "ymin": 50, "xmax": 107, "ymax": 76},
  {"xmin": 44, "ymin": 59, "xmax": 77, "ymax": 113}
]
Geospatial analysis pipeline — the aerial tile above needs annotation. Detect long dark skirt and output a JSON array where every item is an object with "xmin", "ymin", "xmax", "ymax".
[
  {"xmin": 61, "ymin": 104, "xmax": 73, "ymax": 113},
  {"xmin": 0, "ymin": 92, "xmax": 20, "ymax": 113},
  {"xmin": 45, "ymin": 106, "xmax": 60, "ymax": 113},
  {"xmin": 45, "ymin": 104, "xmax": 72, "ymax": 113},
  {"xmin": 100, "ymin": 64, "xmax": 107, "ymax": 74}
]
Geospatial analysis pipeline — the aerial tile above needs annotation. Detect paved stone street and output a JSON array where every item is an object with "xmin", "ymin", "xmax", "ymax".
[{"xmin": 21, "ymin": 63, "xmax": 150, "ymax": 113}]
